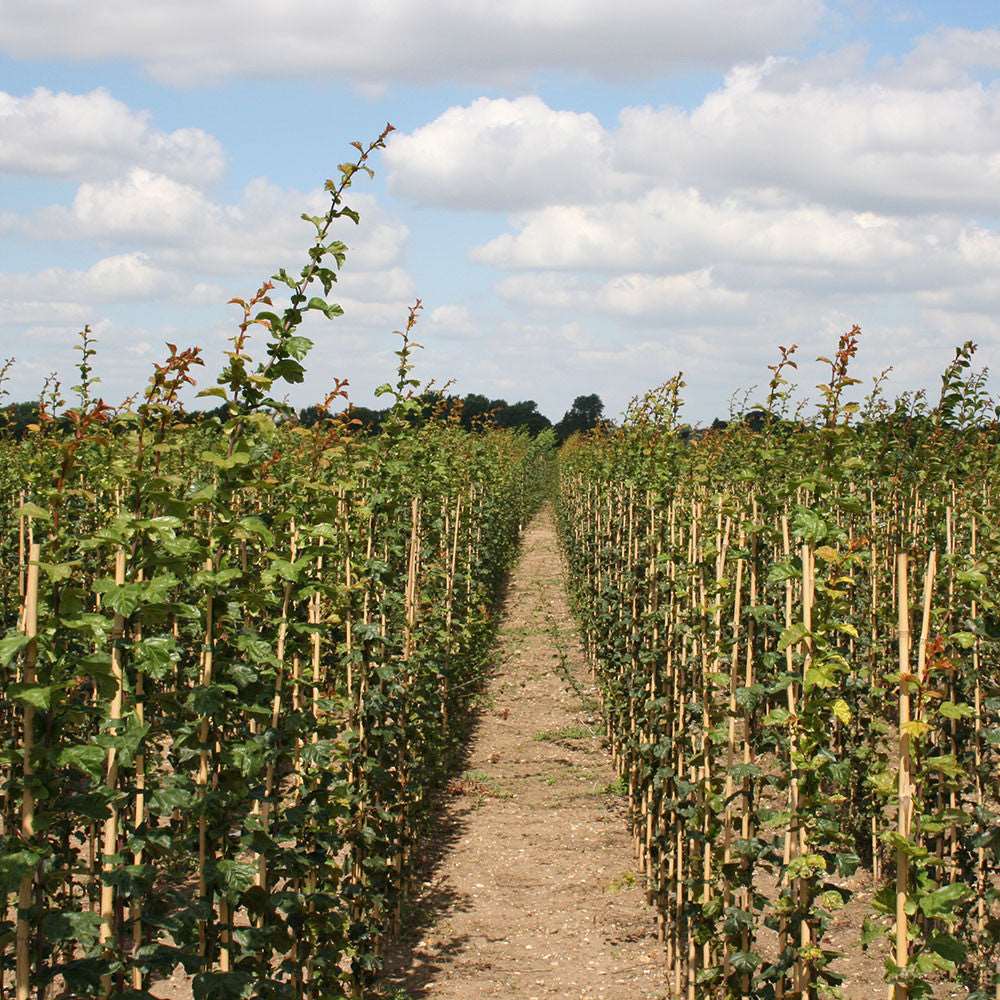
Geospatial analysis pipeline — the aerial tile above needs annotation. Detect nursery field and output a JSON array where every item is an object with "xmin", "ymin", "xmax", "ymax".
[
  {"xmin": 557, "ymin": 336, "xmax": 1000, "ymax": 999},
  {"xmin": 0, "ymin": 129, "xmax": 997, "ymax": 1000},
  {"xmin": 0, "ymin": 341, "xmax": 550, "ymax": 1000},
  {"xmin": 0, "ymin": 132, "xmax": 552, "ymax": 999}
]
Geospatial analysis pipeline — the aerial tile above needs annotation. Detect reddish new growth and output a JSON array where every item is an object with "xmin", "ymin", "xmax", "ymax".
[{"xmin": 228, "ymin": 281, "xmax": 276, "ymax": 360}]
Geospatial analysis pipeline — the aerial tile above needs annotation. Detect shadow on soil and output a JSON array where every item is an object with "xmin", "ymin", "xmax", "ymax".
[
  {"xmin": 378, "ymin": 528, "xmax": 526, "ymax": 998},
  {"xmin": 378, "ymin": 707, "xmax": 484, "ymax": 997}
]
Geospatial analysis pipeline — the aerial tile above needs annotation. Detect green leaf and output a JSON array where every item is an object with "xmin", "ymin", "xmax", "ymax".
[
  {"xmin": 42, "ymin": 909, "xmax": 102, "ymax": 948},
  {"xmin": 927, "ymin": 933, "xmax": 966, "ymax": 965},
  {"xmin": 763, "ymin": 707, "xmax": 790, "ymax": 727},
  {"xmin": 918, "ymin": 882, "xmax": 970, "ymax": 918},
  {"xmin": 9, "ymin": 683, "xmax": 59, "ymax": 710},
  {"xmin": 40, "ymin": 561, "xmax": 74, "ymax": 582},
  {"xmin": 832, "ymin": 699, "xmax": 852, "ymax": 725},
  {"xmin": 192, "ymin": 971, "xmax": 254, "ymax": 1000},
  {"xmin": 57, "ymin": 744, "xmax": 106, "ymax": 780},
  {"xmin": 0, "ymin": 633, "xmax": 31, "ymax": 666},
  {"xmin": 938, "ymin": 701, "xmax": 974, "ymax": 720},
  {"xmin": 950, "ymin": 631, "xmax": 977, "ymax": 649},
  {"xmin": 20, "ymin": 501, "xmax": 51, "ymax": 520},
  {"xmin": 923, "ymin": 754, "xmax": 963, "ymax": 778},
  {"xmin": 0, "ymin": 849, "xmax": 42, "ymax": 892},
  {"xmin": 778, "ymin": 622, "xmax": 809, "ymax": 652},
  {"xmin": 792, "ymin": 508, "xmax": 828, "ymax": 543}
]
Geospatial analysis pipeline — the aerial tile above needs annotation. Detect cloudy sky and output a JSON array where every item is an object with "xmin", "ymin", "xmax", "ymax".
[{"xmin": 1, "ymin": 1, "xmax": 998, "ymax": 423}]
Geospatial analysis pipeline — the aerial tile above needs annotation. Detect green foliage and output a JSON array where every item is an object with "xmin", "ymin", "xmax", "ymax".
[
  {"xmin": 0, "ymin": 134, "xmax": 553, "ymax": 999},
  {"xmin": 556, "ymin": 338, "xmax": 1000, "ymax": 998}
]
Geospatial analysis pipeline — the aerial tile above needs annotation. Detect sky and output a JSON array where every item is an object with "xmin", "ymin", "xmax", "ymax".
[{"xmin": 1, "ymin": 1, "xmax": 999, "ymax": 425}]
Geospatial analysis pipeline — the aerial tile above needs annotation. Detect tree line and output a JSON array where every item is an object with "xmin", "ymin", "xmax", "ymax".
[{"xmin": 1, "ymin": 391, "xmax": 608, "ymax": 443}]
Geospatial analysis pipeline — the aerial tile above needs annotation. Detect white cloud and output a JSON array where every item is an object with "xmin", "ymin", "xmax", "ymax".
[
  {"xmin": 596, "ymin": 270, "xmax": 749, "ymax": 319},
  {"xmin": 427, "ymin": 304, "xmax": 475, "ymax": 335},
  {"xmin": 0, "ymin": 88, "xmax": 223, "ymax": 183},
  {"xmin": 496, "ymin": 269, "xmax": 748, "ymax": 322},
  {"xmin": 386, "ymin": 96, "xmax": 631, "ymax": 209},
  {"xmin": 0, "ymin": 1, "xmax": 824, "ymax": 86},
  {"xmin": 474, "ymin": 188, "xmax": 938, "ymax": 284},
  {"xmin": 388, "ymin": 39, "xmax": 1000, "ymax": 215},
  {"xmin": 894, "ymin": 27, "xmax": 1000, "ymax": 87},
  {"xmin": 0, "ymin": 300, "xmax": 90, "ymax": 327},
  {"xmin": 1, "ymin": 253, "xmax": 177, "ymax": 303},
  {"xmin": 615, "ymin": 58, "xmax": 1000, "ymax": 213},
  {"xmin": 21, "ymin": 172, "xmax": 410, "ymax": 282}
]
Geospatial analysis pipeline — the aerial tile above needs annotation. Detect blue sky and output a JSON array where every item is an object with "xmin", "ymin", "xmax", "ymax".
[{"xmin": 1, "ymin": 1, "xmax": 998, "ymax": 423}]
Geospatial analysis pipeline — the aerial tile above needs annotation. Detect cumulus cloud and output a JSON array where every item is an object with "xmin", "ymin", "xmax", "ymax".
[
  {"xmin": 0, "ymin": 1, "xmax": 824, "ymax": 86},
  {"xmin": 0, "ymin": 299, "xmax": 90, "ymax": 327},
  {"xmin": 23, "ymin": 172, "xmax": 410, "ymax": 282},
  {"xmin": 2, "ymin": 158, "xmax": 418, "ymax": 403},
  {"xmin": 386, "ymin": 96, "xmax": 632, "ymax": 209},
  {"xmin": 497, "ymin": 269, "xmax": 748, "ymax": 323},
  {"xmin": 0, "ymin": 88, "xmax": 223, "ymax": 183},
  {"xmin": 1, "ymin": 253, "xmax": 178, "ymax": 303},
  {"xmin": 474, "ymin": 189, "xmax": 945, "ymax": 287},
  {"xmin": 388, "ymin": 38, "xmax": 1000, "ymax": 215},
  {"xmin": 427, "ymin": 304, "xmax": 475, "ymax": 336}
]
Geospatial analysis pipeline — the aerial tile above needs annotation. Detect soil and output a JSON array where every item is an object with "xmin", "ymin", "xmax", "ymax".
[{"xmin": 382, "ymin": 507, "xmax": 671, "ymax": 999}]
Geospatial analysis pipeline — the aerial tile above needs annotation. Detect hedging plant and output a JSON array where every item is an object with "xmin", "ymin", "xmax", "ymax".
[
  {"xmin": 557, "ymin": 335, "xmax": 999, "ymax": 1000},
  {"xmin": 0, "ymin": 131, "xmax": 551, "ymax": 999}
]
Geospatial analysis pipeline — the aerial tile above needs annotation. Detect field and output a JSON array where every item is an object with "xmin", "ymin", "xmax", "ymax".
[
  {"xmin": 0, "ymin": 138, "xmax": 997, "ymax": 1000},
  {"xmin": 557, "ymin": 340, "xmax": 1000, "ymax": 999}
]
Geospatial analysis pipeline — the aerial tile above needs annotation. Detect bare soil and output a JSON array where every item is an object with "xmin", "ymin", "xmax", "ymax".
[{"xmin": 382, "ymin": 508, "xmax": 671, "ymax": 999}]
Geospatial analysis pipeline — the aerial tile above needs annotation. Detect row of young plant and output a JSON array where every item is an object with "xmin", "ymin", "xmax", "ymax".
[
  {"xmin": 0, "ymin": 132, "xmax": 551, "ymax": 999},
  {"xmin": 557, "ymin": 333, "xmax": 999, "ymax": 1000}
]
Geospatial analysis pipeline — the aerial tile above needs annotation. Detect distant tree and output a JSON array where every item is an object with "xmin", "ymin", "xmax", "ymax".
[
  {"xmin": 298, "ymin": 404, "xmax": 331, "ymax": 428},
  {"xmin": 459, "ymin": 393, "xmax": 493, "ymax": 428},
  {"xmin": 491, "ymin": 399, "xmax": 551, "ymax": 436},
  {"xmin": 1, "ymin": 401, "xmax": 39, "ymax": 438},
  {"xmin": 348, "ymin": 405, "xmax": 389, "ymax": 431},
  {"xmin": 555, "ymin": 393, "xmax": 604, "ymax": 442}
]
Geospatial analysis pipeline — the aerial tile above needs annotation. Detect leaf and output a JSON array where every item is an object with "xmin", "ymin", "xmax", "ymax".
[
  {"xmin": 40, "ymin": 561, "xmax": 74, "ymax": 582},
  {"xmin": 135, "ymin": 637, "xmax": 178, "ymax": 680},
  {"xmin": 0, "ymin": 633, "xmax": 31, "ymax": 666},
  {"xmin": 938, "ymin": 701, "xmax": 974, "ymax": 720},
  {"xmin": 918, "ymin": 882, "xmax": 970, "ymax": 918},
  {"xmin": 237, "ymin": 516, "xmax": 274, "ymax": 547},
  {"xmin": 42, "ymin": 909, "xmax": 102, "ymax": 948},
  {"xmin": 763, "ymin": 707, "xmax": 790, "ymax": 727},
  {"xmin": 196, "ymin": 387, "xmax": 229, "ymax": 400},
  {"xmin": 901, "ymin": 720, "xmax": 931, "ymax": 739},
  {"xmin": 832, "ymin": 699, "xmax": 852, "ymax": 725},
  {"xmin": 9, "ymin": 683, "xmax": 59, "ymax": 710},
  {"xmin": 792, "ymin": 508, "xmax": 828, "ymax": 543},
  {"xmin": 20, "ymin": 501, "xmax": 51, "ymax": 520},
  {"xmin": 57, "ymin": 744, "xmax": 106, "ymax": 780},
  {"xmin": 927, "ymin": 933, "xmax": 965, "ymax": 965},
  {"xmin": 778, "ymin": 622, "xmax": 809, "ymax": 652},
  {"xmin": 192, "ymin": 971, "xmax": 254, "ymax": 1000},
  {"xmin": 923, "ymin": 754, "xmax": 963, "ymax": 778},
  {"xmin": 729, "ymin": 950, "xmax": 760, "ymax": 973},
  {"xmin": 213, "ymin": 860, "xmax": 256, "ymax": 898},
  {"xmin": 0, "ymin": 849, "xmax": 42, "ymax": 892}
]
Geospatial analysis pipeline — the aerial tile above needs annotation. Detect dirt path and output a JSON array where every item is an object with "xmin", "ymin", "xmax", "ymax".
[{"xmin": 383, "ymin": 506, "xmax": 670, "ymax": 1000}]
